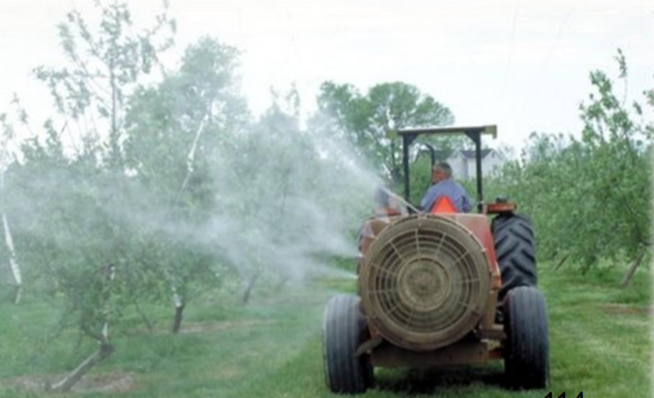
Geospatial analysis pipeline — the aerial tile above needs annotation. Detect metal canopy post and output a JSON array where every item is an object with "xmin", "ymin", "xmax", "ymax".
[
  {"xmin": 397, "ymin": 125, "xmax": 495, "ymax": 212},
  {"xmin": 465, "ymin": 131, "xmax": 483, "ymax": 212},
  {"xmin": 402, "ymin": 134, "xmax": 412, "ymax": 202},
  {"xmin": 402, "ymin": 133, "xmax": 419, "ymax": 202},
  {"xmin": 424, "ymin": 143, "xmax": 436, "ymax": 168}
]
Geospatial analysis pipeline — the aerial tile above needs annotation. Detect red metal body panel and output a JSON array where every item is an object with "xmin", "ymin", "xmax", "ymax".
[
  {"xmin": 358, "ymin": 213, "xmax": 502, "ymax": 289},
  {"xmin": 486, "ymin": 202, "xmax": 517, "ymax": 214},
  {"xmin": 438, "ymin": 214, "xmax": 499, "ymax": 273}
]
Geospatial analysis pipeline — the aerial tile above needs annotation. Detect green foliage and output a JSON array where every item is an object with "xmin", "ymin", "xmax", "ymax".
[
  {"xmin": 5, "ymin": 150, "xmax": 145, "ymax": 339},
  {"xmin": 495, "ymin": 50, "xmax": 652, "ymax": 272},
  {"xmin": 1, "ymin": 3, "xmax": 378, "ymax": 368},
  {"xmin": 1, "ymin": 1, "xmax": 183, "ymax": 351},
  {"xmin": 406, "ymin": 153, "xmax": 434, "ymax": 205},
  {"xmin": 316, "ymin": 81, "xmax": 456, "ymax": 183},
  {"xmin": 124, "ymin": 37, "xmax": 245, "ymax": 217},
  {"xmin": 202, "ymin": 88, "xmax": 377, "ymax": 290}
]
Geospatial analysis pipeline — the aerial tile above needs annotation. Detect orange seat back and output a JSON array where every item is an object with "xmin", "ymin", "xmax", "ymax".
[{"xmin": 431, "ymin": 196, "xmax": 458, "ymax": 214}]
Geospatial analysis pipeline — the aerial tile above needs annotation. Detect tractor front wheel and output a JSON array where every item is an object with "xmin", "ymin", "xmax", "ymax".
[
  {"xmin": 503, "ymin": 286, "xmax": 550, "ymax": 389},
  {"xmin": 323, "ymin": 294, "xmax": 373, "ymax": 394}
]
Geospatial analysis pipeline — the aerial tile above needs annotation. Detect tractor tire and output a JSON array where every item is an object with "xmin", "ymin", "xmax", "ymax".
[
  {"xmin": 323, "ymin": 294, "xmax": 373, "ymax": 394},
  {"xmin": 492, "ymin": 213, "xmax": 537, "ymax": 303},
  {"xmin": 503, "ymin": 286, "xmax": 550, "ymax": 389}
]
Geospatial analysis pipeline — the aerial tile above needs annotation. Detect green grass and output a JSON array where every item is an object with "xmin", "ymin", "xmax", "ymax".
[{"xmin": 0, "ymin": 264, "xmax": 650, "ymax": 398}]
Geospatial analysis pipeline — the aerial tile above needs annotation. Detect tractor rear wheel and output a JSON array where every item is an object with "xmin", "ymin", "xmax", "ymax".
[
  {"xmin": 323, "ymin": 294, "xmax": 373, "ymax": 394},
  {"xmin": 492, "ymin": 213, "xmax": 537, "ymax": 303},
  {"xmin": 503, "ymin": 286, "xmax": 550, "ymax": 389}
]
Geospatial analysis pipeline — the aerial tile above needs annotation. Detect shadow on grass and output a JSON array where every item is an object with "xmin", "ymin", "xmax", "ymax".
[{"xmin": 374, "ymin": 365, "xmax": 505, "ymax": 395}]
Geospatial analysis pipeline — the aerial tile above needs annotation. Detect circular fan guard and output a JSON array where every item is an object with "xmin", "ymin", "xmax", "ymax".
[{"xmin": 360, "ymin": 215, "xmax": 490, "ymax": 351}]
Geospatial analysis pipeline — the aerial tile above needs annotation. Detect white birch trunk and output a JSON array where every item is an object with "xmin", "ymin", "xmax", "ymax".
[
  {"xmin": 177, "ymin": 114, "xmax": 208, "ymax": 198},
  {"xmin": 172, "ymin": 288, "xmax": 183, "ymax": 308},
  {"xmin": 169, "ymin": 111, "xmax": 208, "ymax": 333},
  {"xmin": 2, "ymin": 212, "xmax": 22, "ymax": 303},
  {"xmin": 171, "ymin": 285, "xmax": 185, "ymax": 333}
]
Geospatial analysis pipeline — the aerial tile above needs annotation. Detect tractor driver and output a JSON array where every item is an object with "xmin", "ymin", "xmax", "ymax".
[{"xmin": 420, "ymin": 162, "xmax": 473, "ymax": 213}]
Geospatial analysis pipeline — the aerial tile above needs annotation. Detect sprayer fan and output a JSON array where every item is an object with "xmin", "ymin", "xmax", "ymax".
[{"xmin": 360, "ymin": 215, "xmax": 490, "ymax": 351}]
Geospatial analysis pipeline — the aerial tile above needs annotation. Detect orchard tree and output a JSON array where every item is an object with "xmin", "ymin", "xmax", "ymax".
[
  {"xmin": 0, "ymin": 113, "xmax": 24, "ymax": 304},
  {"xmin": 576, "ymin": 50, "xmax": 652, "ymax": 285},
  {"xmin": 213, "ymin": 89, "xmax": 311, "ymax": 304},
  {"xmin": 33, "ymin": 0, "xmax": 175, "ymax": 166},
  {"xmin": 124, "ymin": 37, "xmax": 248, "ymax": 331},
  {"xmin": 497, "ymin": 50, "xmax": 652, "ymax": 285},
  {"xmin": 209, "ymin": 87, "xmax": 379, "ymax": 304},
  {"xmin": 1, "ymin": 1, "xmax": 176, "ymax": 392},
  {"xmin": 4, "ymin": 129, "xmax": 136, "ymax": 392}
]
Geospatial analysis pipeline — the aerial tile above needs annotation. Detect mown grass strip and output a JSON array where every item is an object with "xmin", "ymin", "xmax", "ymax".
[{"xmin": 0, "ymin": 265, "xmax": 649, "ymax": 397}]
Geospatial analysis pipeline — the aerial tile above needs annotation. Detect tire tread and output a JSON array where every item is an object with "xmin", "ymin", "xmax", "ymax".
[
  {"xmin": 492, "ymin": 214, "xmax": 538, "ymax": 302},
  {"xmin": 504, "ymin": 286, "xmax": 550, "ymax": 389},
  {"xmin": 323, "ymin": 294, "xmax": 372, "ymax": 394}
]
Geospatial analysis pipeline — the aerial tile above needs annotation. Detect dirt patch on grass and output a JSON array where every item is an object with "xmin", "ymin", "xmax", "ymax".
[
  {"xmin": 601, "ymin": 304, "xmax": 654, "ymax": 316},
  {"xmin": 139, "ymin": 319, "xmax": 277, "ymax": 335},
  {"xmin": 203, "ymin": 366, "xmax": 243, "ymax": 381},
  {"xmin": 179, "ymin": 319, "xmax": 275, "ymax": 334},
  {"xmin": 8, "ymin": 370, "xmax": 137, "ymax": 394}
]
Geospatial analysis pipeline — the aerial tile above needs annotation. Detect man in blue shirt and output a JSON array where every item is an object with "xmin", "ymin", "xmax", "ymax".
[{"xmin": 420, "ymin": 162, "xmax": 473, "ymax": 213}]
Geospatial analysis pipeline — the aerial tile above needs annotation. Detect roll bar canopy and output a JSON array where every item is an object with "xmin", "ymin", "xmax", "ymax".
[{"xmin": 398, "ymin": 125, "xmax": 497, "ymax": 212}]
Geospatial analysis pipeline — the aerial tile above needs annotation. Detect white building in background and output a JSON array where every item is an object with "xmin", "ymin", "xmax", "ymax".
[{"xmin": 447, "ymin": 149, "xmax": 504, "ymax": 179}]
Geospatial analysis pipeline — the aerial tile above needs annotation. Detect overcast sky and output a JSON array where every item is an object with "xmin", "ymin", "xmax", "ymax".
[{"xmin": 0, "ymin": 0, "xmax": 652, "ymax": 152}]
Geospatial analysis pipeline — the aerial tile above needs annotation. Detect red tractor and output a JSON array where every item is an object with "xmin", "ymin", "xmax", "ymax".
[{"xmin": 323, "ymin": 125, "xmax": 548, "ymax": 393}]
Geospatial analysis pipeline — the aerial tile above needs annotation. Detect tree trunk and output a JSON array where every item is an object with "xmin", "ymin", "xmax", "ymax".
[
  {"xmin": 171, "ymin": 293, "xmax": 185, "ymax": 334},
  {"xmin": 242, "ymin": 273, "xmax": 260, "ymax": 305},
  {"xmin": 620, "ymin": 251, "xmax": 646, "ymax": 288},
  {"xmin": 13, "ymin": 285, "xmax": 23, "ymax": 305},
  {"xmin": 48, "ymin": 343, "xmax": 115, "ymax": 393},
  {"xmin": 2, "ymin": 213, "xmax": 22, "ymax": 303},
  {"xmin": 554, "ymin": 254, "xmax": 569, "ymax": 271},
  {"xmin": 133, "ymin": 300, "xmax": 153, "ymax": 332},
  {"xmin": 176, "ymin": 112, "xmax": 209, "ymax": 202},
  {"xmin": 108, "ymin": 56, "xmax": 121, "ymax": 168},
  {"xmin": 49, "ymin": 264, "xmax": 117, "ymax": 392}
]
